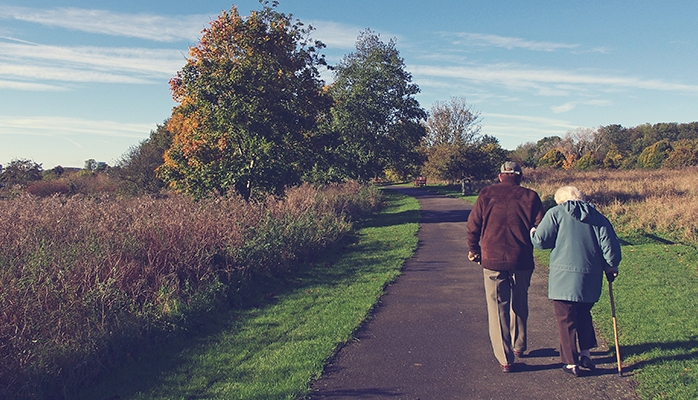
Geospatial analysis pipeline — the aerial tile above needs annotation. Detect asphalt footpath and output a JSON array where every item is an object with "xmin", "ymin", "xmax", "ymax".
[{"xmin": 310, "ymin": 186, "xmax": 638, "ymax": 400}]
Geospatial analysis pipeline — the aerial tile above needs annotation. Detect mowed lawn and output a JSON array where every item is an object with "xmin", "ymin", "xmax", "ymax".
[{"xmin": 593, "ymin": 237, "xmax": 698, "ymax": 400}]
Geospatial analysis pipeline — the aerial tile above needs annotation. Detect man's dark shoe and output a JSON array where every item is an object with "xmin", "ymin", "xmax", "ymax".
[
  {"xmin": 514, "ymin": 350, "xmax": 525, "ymax": 358},
  {"xmin": 562, "ymin": 364, "xmax": 579, "ymax": 377},
  {"xmin": 580, "ymin": 355, "xmax": 596, "ymax": 371}
]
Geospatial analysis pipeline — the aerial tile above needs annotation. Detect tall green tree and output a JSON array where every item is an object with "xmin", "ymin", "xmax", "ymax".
[
  {"xmin": 477, "ymin": 135, "xmax": 509, "ymax": 177},
  {"xmin": 422, "ymin": 135, "xmax": 507, "ymax": 182},
  {"xmin": 534, "ymin": 136, "xmax": 563, "ymax": 159},
  {"xmin": 0, "ymin": 159, "xmax": 42, "ymax": 186},
  {"xmin": 424, "ymin": 96, "xmax": 481, "ymax": 147},
  {"xmin": 158, "ymin": 1, "xmax": 331, "ymax": 200},
  {"xmin": 329, "ymin": 29, "xmax": 427, "ymax": 180},
  {"xmin": 115, "ymin": 121, "xmax": 173, "ymax": 195},
  {"xmin": 509, "ymin": 142, "xmax": 538, "ymax": 168},
  {"xmin": 420, "ymin": 98, "xmax": 507, "ymax": 181},
  {"xmin": 678, "ymin": 122, "xmax": 698, "ymax": 140}
]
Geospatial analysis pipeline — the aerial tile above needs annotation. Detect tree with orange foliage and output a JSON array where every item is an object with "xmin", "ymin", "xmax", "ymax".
[{"xmin": 158, "ymin": 1, "xmax": 331, "ymax": 200}]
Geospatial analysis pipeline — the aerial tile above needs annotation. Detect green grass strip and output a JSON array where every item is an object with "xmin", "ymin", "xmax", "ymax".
[
  {"xmin": 535, "ymin": 238, "xmax": 698, "ymax": 400},
  {"xmin": 593, "ymin": 241, "xmax": 698, "ymax": 400},
  {"xmin": 412, "ymin": 182, "xmax": 478, "ymax": 205},
  {"xmin": 76, "ymin": 189, "xmax": 419, "ymax": 400}
]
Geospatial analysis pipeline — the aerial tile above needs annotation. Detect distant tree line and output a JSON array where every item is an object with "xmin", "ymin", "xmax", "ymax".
[
  {"xmin": 0, "ymin": 124, "xmax": 172, "ymax": 197},
  {"xmin": 509, "ymin": 122, "xmax": 698, "ymax": 171}
]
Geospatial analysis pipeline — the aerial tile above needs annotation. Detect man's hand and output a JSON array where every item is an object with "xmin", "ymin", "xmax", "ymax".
[
  {"xmin": 467, "ymin": 251, "xmax": 481, "ymax": 264},
  {"xmin": 605, "ymin": 268, "xmax": 619, "ymax": 283}
]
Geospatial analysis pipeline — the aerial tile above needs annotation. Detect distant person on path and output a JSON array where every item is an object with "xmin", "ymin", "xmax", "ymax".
[
  {"xmin": 466, "ymin": 161, "xmax": 544, "ymax": 372},
  {"xmin": 530, "ymin": 186, "xmax": 621, "ymax": 377}
]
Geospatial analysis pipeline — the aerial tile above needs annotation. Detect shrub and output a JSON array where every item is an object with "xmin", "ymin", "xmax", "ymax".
[
  {"xmin": 26, "ymin": 180, "xmax": 71, "ymax": 196},
  {"xmin": 620, "ymin": 154, "xmax": 638, "ymax": 170},
  {"xmin": 0, "ymin": 159, "xmax": 43, "ymax": 186},
  {"xmin": 575, "ymin": 152, "xmax": 598, "ymax": 171},
  {"xmin": 538, "ymin": 148, "xmax": 566, "ymax": 168},
  {"xmin": 603, "ymin": 144, "xmax": 624, "ymax": 169},
  {"xmin": 637, "ymin": 139, "xmax": 671, "ymax": 169},
  {"xmin": 23, "ymin": 173, "xmax": 122, "ymax": 198},
  {"xmin": 662, "ymin": 139, "xmax": 698, "ymax": 169}
]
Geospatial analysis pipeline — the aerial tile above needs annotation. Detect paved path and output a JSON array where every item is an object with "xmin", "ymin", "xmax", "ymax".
[{"xmin": 311, "ymin": 186, "xmax": 637, "ymax": 399}]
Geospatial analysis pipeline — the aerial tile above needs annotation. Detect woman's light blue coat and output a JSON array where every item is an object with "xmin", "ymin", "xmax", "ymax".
[{"xmin": 531, "ymin": 200, "xmax": 622, "ymax": 303}]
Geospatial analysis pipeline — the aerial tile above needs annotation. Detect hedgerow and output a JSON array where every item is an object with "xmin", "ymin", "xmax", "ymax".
[{"xmin": 0, "ymin": 181, "xmax": 381, "ymax": 399}]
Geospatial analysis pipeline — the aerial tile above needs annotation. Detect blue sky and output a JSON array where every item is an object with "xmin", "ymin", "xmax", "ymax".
[{"xmin": 1, "ymin": 0, "xmax": 697, "ymax": 168}]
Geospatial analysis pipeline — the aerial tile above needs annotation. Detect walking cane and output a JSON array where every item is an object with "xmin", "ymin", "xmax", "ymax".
[{"xmin": 608, "ymin": 280, "xmax": 622, "ymax": 376}]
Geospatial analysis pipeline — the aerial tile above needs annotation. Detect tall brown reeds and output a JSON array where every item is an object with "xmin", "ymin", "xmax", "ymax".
[
  {"xmin": 0, "ymin": 182, "xmax": 381, "ymax": 398},
  {"xmin": 524, "ymin": 167, "xmax": 698, "ymax": 244}
]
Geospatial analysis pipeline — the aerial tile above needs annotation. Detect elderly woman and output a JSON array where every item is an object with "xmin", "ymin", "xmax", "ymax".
[{"xmin": 530, "ymin": 186, "xmax": 621, "ymax": 377}]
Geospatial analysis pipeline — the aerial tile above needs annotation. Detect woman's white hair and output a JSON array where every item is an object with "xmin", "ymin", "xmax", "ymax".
[{"xmin": 554, "ymin": 186, "xmax": 584, "ymax": 204}]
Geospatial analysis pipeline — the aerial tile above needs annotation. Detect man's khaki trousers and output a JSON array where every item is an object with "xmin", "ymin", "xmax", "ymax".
[{"xmin": 482, "ymin": 268, "xmax": 532, "ymax": 366}]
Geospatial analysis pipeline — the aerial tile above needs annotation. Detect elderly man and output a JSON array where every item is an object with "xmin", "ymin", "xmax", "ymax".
[{"xmin": 466, "ymin": 161, "xmax": 544, "ymax": 372}]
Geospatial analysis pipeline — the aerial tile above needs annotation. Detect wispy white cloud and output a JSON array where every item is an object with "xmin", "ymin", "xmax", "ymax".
[
  {"xmin": 447, "ymin": 32, "xmax": 580, "ymax": 52},
  {"xmin": 551, "ymin": 102, "xmax": 577, "ymax": 114},
  {"xmin": 411, "ymin": 64, "xmax": 698, "ymax": 95},
  {"xmin": 0, "ymin": 37, "xmax": 184, "ymax": 87},
  {"xmin": 551, "ymin": 99, "xmax": 612, "ymax": 114},
  {"xmin": 0, "ymin": 79, "xmax": 65, "ymax": 91},
  {"xmin": 0, "ymin": 5, "xmax": 208, "ymax": 42},
  {"xmin": 309, "ymin": 20, "xmax": 362, "ymax": 49},
  {"xmin": 0, "ymin": 115, "xmax": 154, "ymax": 138},
  {"xmin": 0, "ymin": 39, "xmax": 184, "ymax": 75},
  {"xmin": 584, "ymin": 46, "xmax": 611, "ymax": 55},
  {"xmin": 480, "ymin": 112, "xmax": 579, "ymax": 147},
  {"xmin": 0, "ymin": 63, "xmax": 153, "ymax": 84}
]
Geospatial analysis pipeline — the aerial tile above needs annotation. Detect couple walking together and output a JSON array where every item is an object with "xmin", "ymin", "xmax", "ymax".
[{"xmin": 465, "ymin": 162, "xmax": 622, "ymax": 376}]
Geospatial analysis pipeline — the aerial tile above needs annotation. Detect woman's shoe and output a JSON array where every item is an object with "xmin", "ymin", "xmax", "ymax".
[
  {"xmin": 580, "ymin": 355, "xmax": 596, "ymax": 371},
  {"xmin": 562, "ymin": 364, "xmax": 579, "ymax": 377}
]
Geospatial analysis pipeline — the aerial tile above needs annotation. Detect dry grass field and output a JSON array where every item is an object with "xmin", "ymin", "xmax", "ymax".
[
  {"xmin": 523, "ymin": 167, "xmax": 698, "ymax": 399},
  {"xmin": 524, "ymin": 167, "xmax": 698, "ymax": 245}
]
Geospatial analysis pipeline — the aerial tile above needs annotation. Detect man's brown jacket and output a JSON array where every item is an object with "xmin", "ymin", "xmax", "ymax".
[{"xmin": 466, "ymin": 179, "xmax": 544, "ymax": 271}]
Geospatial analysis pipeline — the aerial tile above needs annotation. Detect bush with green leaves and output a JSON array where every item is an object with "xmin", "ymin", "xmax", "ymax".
[
  {"xmin": 662, "ymin": 139, "xmax": 698, "ymax": 169},
  {"xmin": 538, "ymin": 148, "xmax": 566, "ymax": 168},
  {"xmin": 575, "ymin": 152, "xmax": 598, "ymax": 170},
  {"xmin": 637, "ymin": 139, "xmax": 671, "ymax": 169}
]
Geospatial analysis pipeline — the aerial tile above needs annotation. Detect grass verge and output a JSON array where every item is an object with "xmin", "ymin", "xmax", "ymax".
[
  {"xmin": 593, "ymin": 236, "xmax": 698, "ymax": 400},
  {"xmin": 75, "ymin": 189, "xmax": 420, "ymax": 400},
  {"xmin": 535, "ymin": 234, "xmax": 698, "ymax": 400},
  {"xmin": 410, "ymin": 183, "xmax": 478, "ymax": 205}
]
